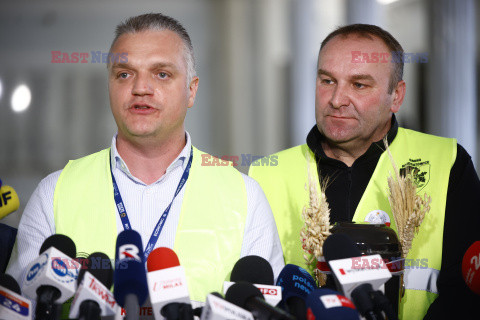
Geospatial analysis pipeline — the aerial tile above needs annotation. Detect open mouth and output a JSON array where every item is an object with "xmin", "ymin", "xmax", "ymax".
[{"xmin": 131, "ymin": 103, "xmax": 154, "ymax": 110}]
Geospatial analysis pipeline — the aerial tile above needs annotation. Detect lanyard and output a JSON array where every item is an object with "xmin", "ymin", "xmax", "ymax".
[{"xmin": 110, "ymin": 146, "xmax": 194, "ymax": 261}]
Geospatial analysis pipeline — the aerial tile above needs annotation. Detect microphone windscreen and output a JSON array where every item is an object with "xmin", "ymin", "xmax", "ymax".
[
  {"xmin": 39, "ymin": 234, "xmax": 76, "ymax": 258},
  {"xmin": 230, "ymin": 256, "xmax": 274, "ymax": 285},
  {"xmin": 276, "ymin": 264, "xmax": 316, "ymax": 300},
  {"xmin": 0, "ymin": 273, "xmax": 21, "ymax": 295},
  {"xmin": 147, "ymin": 247, "xmax": 180, "ymax": 272},
  {"xmin": 305, "ymin": 288, "xmax": 359, "ymax": 320},
  {"xmin": 114, "ymin": 229, "xmax": 148, "ymax": 307},
  {"xmin": 225, "ymin": 281, "xmax": 264, "ymax": 308},
  {"xmin": 323, "ymin": 233, "xmax": 361, "ymax": 263},
  {"xmin": 77, "ymin": 252, "xmax": 113, "ymax": 289},
  {"xmin": 462, "ymin": 241, "xmax": 480, "ymax": 295},
  {"xmin": 0, "ymin": 185, "xmax": 20, "ymax": 219}
]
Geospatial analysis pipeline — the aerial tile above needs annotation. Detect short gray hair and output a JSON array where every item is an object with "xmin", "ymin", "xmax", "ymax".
[{"xmin": 109, "ymin": 13, "xmax": 196, "ymax": 84}]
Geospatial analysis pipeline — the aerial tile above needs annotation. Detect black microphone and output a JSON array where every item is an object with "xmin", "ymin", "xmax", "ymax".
[
  {"xmin": 231, "ymin": 256, "xmax": 274, "ymax": 285},
  {"xmin": 228, "ymin": 256, "xmax": 282, "ymax": 306},
  {"xmin": 0, "ymin": 273, "xmax": 21, "ymax": 295},
  {"xmin": 225, "ymin": 281, "xmax": 295, "ymax": 320}
]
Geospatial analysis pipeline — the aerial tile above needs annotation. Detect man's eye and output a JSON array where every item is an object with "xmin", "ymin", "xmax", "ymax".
[
  {"xmin": 158, "ymin": 72, "xmax": 168, "ymax": 79},
  {"xmin": 321, "ymin": 78, "xmax": 333, "ymax": 85},
  {"xmin": 118, "ymin": 72, "xmax": 129, "ymax": 79},
  {"xmin": 354, "ymin": 82, "xmax": 366, "ymax": 89}
]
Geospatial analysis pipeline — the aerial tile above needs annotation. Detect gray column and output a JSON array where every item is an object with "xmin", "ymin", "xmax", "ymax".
[
  {"xmin": 291, "ymin": 0, "xmax": 317, "ymax": 146},
  {"xmin": 427, "ymin": 0, "xmax": 477, "ymax": 164},
  {"xmin": 346, "ymin": 0, "xmax": 381, "ymax": 25}
]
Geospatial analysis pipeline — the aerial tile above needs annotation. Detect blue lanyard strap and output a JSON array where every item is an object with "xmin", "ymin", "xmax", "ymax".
[{"xmin": 110, "ymin": 146, "xmax": 194, "ymax": 261}]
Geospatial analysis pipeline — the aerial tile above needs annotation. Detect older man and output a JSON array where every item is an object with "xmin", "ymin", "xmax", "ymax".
[{"xmin": 250, "ymin": 24, "xmax": 480, "ymax": 319}]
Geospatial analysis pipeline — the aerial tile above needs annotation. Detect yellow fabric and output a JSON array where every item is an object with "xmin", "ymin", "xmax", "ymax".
[
  {"xmin": 249, "ymin": 144, "xmax": 316, "ymax": 273},
  {"xmin": 54, "ymin": 149, "xmax": 117, "ymax": 259},
  {"xmin": 249, "ymin": 128, "xmax": 456, "ymax": 319},
  {"xmin": 54, "ymin": 146, "xmax": 248, "ymax": 305}
]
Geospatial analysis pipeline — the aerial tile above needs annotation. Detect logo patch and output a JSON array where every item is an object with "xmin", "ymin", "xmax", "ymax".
[
  {"xmin": 364, "ymin": 210, "xmax": 391, "ymax": 227},
  {"xmin": 119, "ymin": 244, "xmax": 141, "ymax": 262},
  {"xmin": 400, "ymin": 158, "xmax": 430, "ymax": 191},
  {"xmin": 51, "ymin": 258, "xmax": 79, "ymax": 284},
  {"xmin": 25, "ymin": 253, "xmax": 48, "ymax": 283}
]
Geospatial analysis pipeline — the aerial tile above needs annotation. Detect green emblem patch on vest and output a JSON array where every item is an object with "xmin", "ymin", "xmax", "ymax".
[{"xmin": 399, "ymin": 158, "xmax": 430, "ymax": 192}]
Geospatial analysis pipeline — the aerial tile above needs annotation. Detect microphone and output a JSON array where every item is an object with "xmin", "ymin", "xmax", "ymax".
[
  {"xmin": 200, "ymin": 292, "xmax": 254, "ymax": 320},
  {"xmin": 0, "ymin": 273, "xmax": 32, "ymax": 320},
  {"xmin": 225, "ymin": 256, "xmax": 282, "ymax": 306},
  {"xmin": 0, "ymin": 183, "xmax": 20, "ymax": 220},
  {"xmin": 22, "ymin": 234, "xmax": 80, "ymax": 320},
  {"xmin": 305, "ymin": 288, "xmax": 360, "ymax": 320},
  {"xmin": 114, "ymin": 229, "xmax": 148, "ymax": 320},
  {"xmin": 146, "ymin": 247, "xmax": 192, "ymax": 320},
  {"xmin": 323, "ymin": 233, "xmax": 395, "ymax": 320},
  {"xmin": 462, "ymin": 241, "xmax": 480, "ymax": 295},
  {"xmin": 69, "ymin": 252, "xmax": 118, "ymax": 319},
  {"xmin": 225, "ymin": 281, "xmax": 295, "ymax": 320},
  {"xmin": 275, "ymin": 264, "xmax": 317, "ymax": 320},
  {"xmin": 231, "ymin": 256, "xmax": 274, "ymax": 285}
]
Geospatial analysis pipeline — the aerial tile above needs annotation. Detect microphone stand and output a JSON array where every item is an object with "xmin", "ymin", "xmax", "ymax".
[
  {"xmin": 124, "ymin": 294, "xmax": 139, "ymax": 320},
  {"xmin": 351, "ymin": 284, "xmax": 385, "ymax": 320},
  {"xmin": 161, "ymin": 303, "xmax": 194, "ymax": 320},
  {"xmin": 371, "ymin": 290, "xmax": 398, "ymax": 320},
  {"xmin": 35, "ymin": 285, "xmax": 61, "ymax": 320}
]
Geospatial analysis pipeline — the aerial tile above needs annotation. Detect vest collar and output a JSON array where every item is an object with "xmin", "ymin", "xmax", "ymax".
[{"xmin": 109, "ymin": 131, "xmax": 193, "ymax": 184}]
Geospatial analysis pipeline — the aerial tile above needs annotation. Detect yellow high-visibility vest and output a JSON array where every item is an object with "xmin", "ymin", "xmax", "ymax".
[
  {"xmin": 54, "ymin": 147, "xmax": 248, "ymax": 303},
  {"xmin": 250, "ymin": 128, "xmax": 456, "ymax": 319}
]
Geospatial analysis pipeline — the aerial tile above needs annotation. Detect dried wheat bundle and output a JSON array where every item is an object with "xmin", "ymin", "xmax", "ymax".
[
  {"xmin": 384, "ymin": 138, "xmax": 431, "ymax": 258},
  {"xmin": 301, "ymin": 151, "xmax": 332, "ymax": 285}
]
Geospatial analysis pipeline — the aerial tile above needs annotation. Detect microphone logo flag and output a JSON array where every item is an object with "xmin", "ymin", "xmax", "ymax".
[
  {"xmin": 119, "ymin": 244, "xmax": 141, "ymax": 262},
  {"xmin": 328, "ymin": 254, "xmax": 391, "ymax": 299},
  {"xmin": 223, "ymin": 281, "xmax": 282, "ymax": 306},
  {"xmin": 25, "ymin": 254, "xmax": 48, "ymax": 283},
  {"xmin": 0, "ymin": 287, "xmax": 31, "ymax": 319},
  {"xmin": 51, "ymin": 258, "xmax": 79, "ymax": 283},
  {"xmin": 319, "ymin": 294, "xmax": 356, "ymax": 310}
]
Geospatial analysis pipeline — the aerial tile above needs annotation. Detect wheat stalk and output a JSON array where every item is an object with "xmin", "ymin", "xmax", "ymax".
[
  {"xmin": 301, "ymin": 151, "xmax": 332, "ymax": 286},
  {"xmin": 384, "ymin": 138, "xmax": 431, "ymax": 258}
]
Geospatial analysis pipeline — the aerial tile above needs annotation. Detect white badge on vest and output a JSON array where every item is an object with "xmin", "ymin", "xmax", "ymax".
[{"xmin": 364, "ymin": 210, "xmax": 390, "ymax": 227}]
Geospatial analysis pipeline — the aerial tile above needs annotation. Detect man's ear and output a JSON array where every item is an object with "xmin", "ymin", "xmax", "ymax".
[
  {"xmin": 391, "ymin": 80, "xmax": 406, "ymax": 113},
  {"xmin": 187, "ymin": 77, "xmax": 199, "ymax": 109}
]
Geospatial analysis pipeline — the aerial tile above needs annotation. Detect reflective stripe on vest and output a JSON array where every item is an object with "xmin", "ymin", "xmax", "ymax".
[
  {"xmin": 54, "ymin": 146, "xmax": 247, "ymax": 304},
  {"xmin": 404, "ymin": 268, "xmax": 440, "ymax": 294},
  {"xmin": 249, "ymin": 128, "xmax": 456, "ymax": 320}
]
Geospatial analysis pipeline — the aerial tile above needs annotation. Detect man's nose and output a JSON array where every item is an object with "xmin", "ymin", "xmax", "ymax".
[
  {"xmin": 131, "ymin": 73, "xmax": 154, "ymax": 96},
  {"xmin": 329, "ymin": 84, "xmax": 350, "ymax": 109}
]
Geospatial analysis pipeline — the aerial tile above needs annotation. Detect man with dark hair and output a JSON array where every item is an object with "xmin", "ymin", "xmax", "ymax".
[
  {"xmin": 250, "ymin": 24, "xmax": 480, "ymax": 318},
  {"xmin": 7, "ymin": 12, "xmax": 284, "ymax": 309}
]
